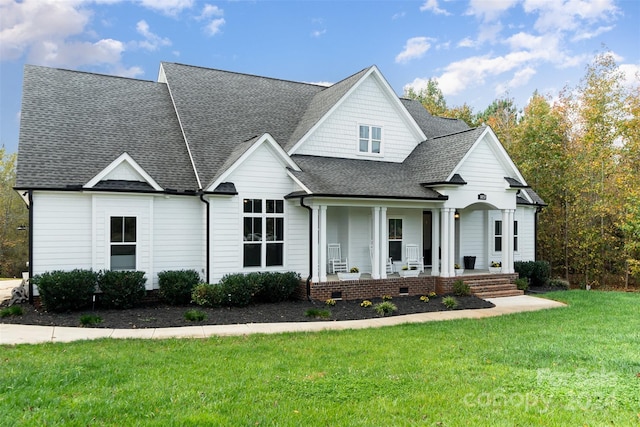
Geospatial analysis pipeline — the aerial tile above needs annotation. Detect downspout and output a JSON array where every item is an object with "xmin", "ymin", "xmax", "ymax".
[
  {"xmin": 299, "ymin": 196, "xmax": 312, "ymax": 301},
  {"xmin": 27, "ymin": 190, "xmax": 34, "ymax": 304},
  {"xmin": 199, "ymin": 192, "xmax": 210, "ymax": 283}
]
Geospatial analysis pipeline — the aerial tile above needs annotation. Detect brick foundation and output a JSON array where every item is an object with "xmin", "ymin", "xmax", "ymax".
[
  {"xmin": 295, "ymin": 276, "xmax": 437, "ymax": 301},
  {"xmin": 435, "ymin": 273, "xmax": 519, "ymax": 294}
]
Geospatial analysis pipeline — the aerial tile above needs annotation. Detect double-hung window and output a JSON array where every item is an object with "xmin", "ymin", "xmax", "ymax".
[
  {"xmin": 243, "ymin": 199, "xmax": 284, "ymax": 267},
  {"xmin": 110, "ymin": 216, "xmax": 136, "ymax": 270},
  {"xmin": 388, "ymin": 218, "xmax": 403, "ymax": 262},
  {"xmin": 359, "ymin": 125, "xmax": 382, "ymax": 154},
  {"xmin": 494, "ymin": 220, "xmax": 518, "ymax": 252}
]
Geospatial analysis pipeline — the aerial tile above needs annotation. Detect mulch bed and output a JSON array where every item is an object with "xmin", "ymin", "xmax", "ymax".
[{"xmin": 1, "ymin": 295, "xmax": 494, "ymax": 329}]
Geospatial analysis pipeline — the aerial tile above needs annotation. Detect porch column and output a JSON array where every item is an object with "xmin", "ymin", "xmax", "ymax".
[
  {"xmin": 431, "ymin": 209, "xmax": 440, "ymax": 276},
  {"xmin": 441, "ymin": 208, "xmax": 455, "ymax": 277},
  {"xmin": 311, "ymin": 205, "xmax": 319, "ymax": 283},
  {"xmin": 372, "ymin": 206, "xmax": 381, "ymax": 279},
  {"xmin": 380, "ymin": 207, "xmax": 388, "ymax": 279},
  {"xmin": 319, "ymin": 205, "xmax": 327, "ymax": 282},
  {"xmin": 502, "ymin": 209, "xmax": 515, "ymax": 274}
]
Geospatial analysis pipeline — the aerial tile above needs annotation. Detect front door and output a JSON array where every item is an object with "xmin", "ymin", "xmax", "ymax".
[{"xmin": 422, "ymin": 211, "xmax": 432, "ymax": 267}]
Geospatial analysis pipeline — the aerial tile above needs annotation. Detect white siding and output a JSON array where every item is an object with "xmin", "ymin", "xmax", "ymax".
[
  {"xmin": 515, "ymin": 206, "xmax": 536, "ymax": 262},
  {"xmin": 32, "ymin": 192, "xmax": 93, "ymax": 274},
  {"xmin": 459, "ymin": 209, "xmax": 488, "ymax": 270},
  {"xmin": 153, "ymin": 196, "xmax": 205, "ymax": 285},
  {"xmin": 348, "ymin": 208, "xmax": 371, "ymax": 273},
  {"xmin": 294, "ymin": 76, "xmax": 421, "ymax": 162},
  {"xmin": 209, "ymin": 142, "xmax": 307, "ymax": 283},
  {"xmin": 103, "ymin": 161, "xmax": 146, "ymax": 182}
]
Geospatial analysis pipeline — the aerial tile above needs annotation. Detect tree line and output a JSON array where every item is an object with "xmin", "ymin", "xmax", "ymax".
[{"xmin": 407, "ymin": 51, "xmax": 639, "ymax": 288}]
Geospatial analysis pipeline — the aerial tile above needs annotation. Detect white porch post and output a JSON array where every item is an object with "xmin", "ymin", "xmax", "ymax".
[
  {"xmin": 502, "ymin": 209, "xmax": 515, "ymax": 273},
  {"xmin": 431, "ymin": 209, "xmax": 440, "ymax": 276},
  {"xmin": 311, "ymin": 205, "xmax": 319, "ymax": 283},
  {"xmin": 441, "ymin": 208, "xmax": 455, "ymax": 277},
  {"xmin": 372, "ymin": 207, "xmax": 381, "ymax": 279},
  {"xmin": 319, "ymin": 205, "xmax": 327, "ymax": 282},
  {"xmin": 380, "ymin": 207, "xmax": 388, "ymax": 279}
]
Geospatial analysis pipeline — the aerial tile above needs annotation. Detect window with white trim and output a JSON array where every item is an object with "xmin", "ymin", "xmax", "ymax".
[
  {"xmin": 388, "ymin": 218, "xmax": 402, "ymax": 262},
  {"xmin": 359, "ymin": 125, "xmax": 382, "ymax": 154},
  {"xmin": 494, "ymin": 220, "xmax": 518, "ymax": 252},
  {"xmin": 243, "ymin": 199, "xmax": 284, "ymax": 267},
  {"xmin": 110, "ymin": 216, "xmax": 136, "ymax": 270}
]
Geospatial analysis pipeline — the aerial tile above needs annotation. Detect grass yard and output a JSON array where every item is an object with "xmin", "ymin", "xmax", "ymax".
[{"xmin": 1, "ymin": 291, "xmax": 639, "ymax": 426}]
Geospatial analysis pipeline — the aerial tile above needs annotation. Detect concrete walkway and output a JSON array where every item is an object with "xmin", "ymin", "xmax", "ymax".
[{"xmin": 0, "ymin": 295, "xmax": 565, "ymax": 345}]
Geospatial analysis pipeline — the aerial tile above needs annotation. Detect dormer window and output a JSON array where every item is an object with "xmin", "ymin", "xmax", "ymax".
[{"xmin": 359, "ymin": 125, "xmax": 382, "ymax": 154}]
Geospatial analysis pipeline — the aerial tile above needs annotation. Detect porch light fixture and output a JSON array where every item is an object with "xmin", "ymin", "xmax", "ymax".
[
  {"xmin": 454, "ymin": 210, "xmax": 460, "ymax": 220},
  {"xmin": 478, "ymin": 193, "xmax": 487, "ymax": 200}
]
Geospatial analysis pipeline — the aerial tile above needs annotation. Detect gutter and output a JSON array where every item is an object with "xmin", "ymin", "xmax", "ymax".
[
  {"xmin": 299, "ymin": 196, "xmax": 313, "ymax": 301},
  {"xmin": 199, "ymin": 192, "xmax": 211, "ymax": 283}
]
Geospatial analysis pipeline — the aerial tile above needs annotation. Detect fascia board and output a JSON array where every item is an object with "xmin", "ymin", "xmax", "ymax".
[{"xmin": 84, "ymin": 152, "xmax": 163, "ymax": 191}]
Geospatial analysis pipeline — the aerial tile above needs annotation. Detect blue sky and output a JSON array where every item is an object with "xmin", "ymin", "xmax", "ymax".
[{"xmin": 1, "ymin": 0, "xmax": 639, "ymax": 154}]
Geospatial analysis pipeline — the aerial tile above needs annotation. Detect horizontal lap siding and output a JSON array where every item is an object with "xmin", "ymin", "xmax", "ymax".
[
  {"xmin": 460, "ymin": 210, "xmax": 487, "ymax": 269},
  {"xmin": 457, "ymin": 137, "xmax": 510, "ymax": 193},
  {"xmin": 295, "ymin": 77, "xmax": 419, "ymax": 162},
  {"xmin": 515, "ymin": 207, "xmax": 536, "ymax": 261},
  {"xmin": 153, "ymin": 196, "xmax": 204, "ymax": 285},
  {"xmin": 32, "ymin": 192, "xmax": 92, "ymax": 274}
]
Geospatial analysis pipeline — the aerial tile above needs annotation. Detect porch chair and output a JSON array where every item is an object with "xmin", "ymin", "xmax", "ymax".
[
  {"xmin": 328, "ymin": 243, "xmax": 348, "ymax": 274},
  {"xmin": 405, "ymin": 244, "xmax": 424, "ymax": 272}
]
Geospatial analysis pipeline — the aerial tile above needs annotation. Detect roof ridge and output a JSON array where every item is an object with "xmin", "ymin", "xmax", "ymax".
[
  {"xmin": 430, "ymin": 126, "xmax": 485, "ymax": 140},
  {"xmin": 24, "ymin": 64, "xmax": 156, "ymax": 84},
  {"xmin": 161, "ymin": 61, "xmax": 326, "ymax": 88}
]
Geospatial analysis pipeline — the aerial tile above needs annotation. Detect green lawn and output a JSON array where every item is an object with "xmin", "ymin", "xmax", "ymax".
[{"xmin": 2, "ymin": 291, "xmax": 639, "ymax": 426}]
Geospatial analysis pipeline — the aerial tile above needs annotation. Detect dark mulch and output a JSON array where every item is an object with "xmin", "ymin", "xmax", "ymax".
[{"xmin": 1, "ymin": 295, "xmax": 494, "ymax": 329}]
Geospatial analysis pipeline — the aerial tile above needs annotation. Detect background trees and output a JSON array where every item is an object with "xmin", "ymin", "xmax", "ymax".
[
  {"xmin": 406, "ymin": 51, "xmax": 639, "ymax": 287},
  {"xmin": 0, "ymin": 147, "xmax": 28, "ymax": 277}
]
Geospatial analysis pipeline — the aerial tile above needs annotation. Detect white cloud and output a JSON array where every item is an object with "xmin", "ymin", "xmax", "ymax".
[
  {"xmin": 395, "ymin": 37, "xmax": 432, "ymax": 64},
  {"xmin": 465, "ymin": 0, "xmax": 518, "ymax": 22},
  {"xmin": 571, "ymin": 25, "xmax": 614, "ymax": 41},
  {"xmin": 457, "ymin": 37, "xmax": 476, "ymax": 48},
  {"xmin": 136, "ymin": 20, "xmax": 171, "ymax": 51},
  {"xmin": 205, "ymin": 18, "xmax": 226, "ymax": 36},
  {"xmin": 392, "ymin": 11, "xmax": 406, "ymax": 20},
  {"xmin": 495, "ymin": 66, "xmax": 537, "ymax": 94},
  {"xmin": 138, "ymin": 0, "xmax": 194, "ymax": 16},
  {"xmin": 311, "ymin": 29, "xmax": 327, "ymax": 38},
  {"xmin": 419, "ymin": 0, "xmax": 451, "ymax": 16},
  {"xmin": 523, "ymin": 0, "xmax": 619, "ymax": 33},
  {"xmin": 200, "ymin": 4, "xmax": 224, "ymax": 18},
  {"xmin": 619, "ymin": 64, "xmax": 640, "ymax": 88}
]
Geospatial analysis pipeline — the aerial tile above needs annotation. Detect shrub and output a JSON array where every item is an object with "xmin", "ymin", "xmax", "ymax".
[
  {"xmin": 191, "ymin": 283, "xmax": 225, "ymax": 307},
  {"xmin": 98, "ymin": 270, "xmax": 146, "ymax": 309},
  {"xmin": 515, "ymin": 278, "xmax": 529, "ymax": 291},
  {"xmin": 514, "ymin": 261, "xmax": 550, "ymax": 287},
  {"xmin": 442, "ymin": 296, "xmax": 458, "ymax": 309},
  {"xmin": 0, "ymin": 305, "xmax": 24, "ymax": 318},
  {"xmin": 374, "ymin": 301, "xmax": 397, "ymax": 316},
  {"xmin": 80, "ymin": 314, "xmax": 102, "ymax": 326},
  {"xmin": 33, "ymin": 269, "xmax": 98, "ymax": 312},
  {"xmin": 360, "ymin": 300, "xmax": 372, "ymax": 308},
  {"xmin": 254, "ymin": 271, "xmax": 300, "ymax": 303},
  {"xmin": 219, "ymin": 273, "xmax": 260, "ymax": 307},
  {"xmin": 548, "ymin": 278, "xmax": 570, "ymax": 290},
  {"xmin": 452, "ymin": 280, "xmax": 471, "ymax": 296},
  {"xmin": 305, "ymin": 308, "xmax": 331, "ymax": 319},
  {"xmin": 158, "ymin": 269, "xmax": 201, "ymax": 305},
  {"xmin": 184, "ymin": 309, "xmax": 207, "ymax": 322}
]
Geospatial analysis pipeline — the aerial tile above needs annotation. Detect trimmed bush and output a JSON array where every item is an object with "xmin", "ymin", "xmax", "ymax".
[
  {"xmin": 514, "ymin": 261, "xmax": 551, "ymax": 287},
  {"xmin": 548, "ymin": 278, "xmax": 570, "ymax": 290},
  {"xmin": 33, "ymin": 269, "xmax": 98, "ymax": 312},
  {"xmin": 515, "ymin": 278, "xmax": 529, "ymax": 291},
  {"xmin": 98, "ymin": 270, "xmax": 146, "ymax": 309},
  {"xmin": 255, "ymin": 271, "xmax": 300, "ymax": 303},
  {"xmin": 452, "ymin": 279, "xmax": 471, "ymax": 296},
  {"xmin": 184, "ymin": 309, "xmax": 206, "ymax": 322},
  {"xmin": 219, "ymin": 273, "xmax": 261, "ymax": 307},
  {"xmin": 191, "ymin": 283, "xmax": 225, "ymax": 307},
  {"xmin": 374, "ymin": 301, "xmax": 397, "ymax": 316},
  {"xmin": 158, "ymin": 269, "xmax": 201, "ymax": 305},
  {"xmin": 442, "ymin": 296, "xmax": 458, "ymax": 309}
]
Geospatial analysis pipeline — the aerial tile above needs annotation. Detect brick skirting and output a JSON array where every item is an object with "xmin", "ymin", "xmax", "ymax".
[{"xmin": 296, "ymin": 276, "xmax": 437, "ymax": 301}]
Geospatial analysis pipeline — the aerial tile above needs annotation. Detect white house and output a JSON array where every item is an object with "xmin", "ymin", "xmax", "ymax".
[{"xmin": 15, "ymin": 63, "xmax": 544, "ymax": 300}]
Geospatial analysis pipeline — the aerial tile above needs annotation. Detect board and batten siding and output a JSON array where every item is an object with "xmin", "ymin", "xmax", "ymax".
[
  {"xmin": 32, "ymin": 192, "xmax": 93, "ymax": 276},
  {"xmin": 209, "ymin": 142, "xmax": 308, "ymax": 283},
  {"xmin": 293, "ymin": 76, "xmax": 421, "ymax": 162}
]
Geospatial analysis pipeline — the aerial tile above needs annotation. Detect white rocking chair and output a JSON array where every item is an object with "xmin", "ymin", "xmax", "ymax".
[
  {"xmin": 405, "ymin": 244, "xmax": 424, "ymax": 272},
  {"xmin": 328, "ymin": 243, "xmax": 348, "ymax": 273}
]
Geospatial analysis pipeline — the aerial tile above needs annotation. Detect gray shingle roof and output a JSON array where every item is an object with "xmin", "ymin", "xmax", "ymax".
[
  {"xmin": 16, "ymin": 65, "xmax": 197, "ymax": 191},
  {"xmin": 290, "ymin": 155, "xmax": 446, "ymax": 200},
  {"xmin": 400, "ymin": 98, "xmax": 470, "ymax": 138},
  {"xmin": 160, "ymin": 62, "xmax": 325, "ymax": 188},
  {"xmin": 404, "ymin": 127, "xmax": 486, "ymax": 184}
]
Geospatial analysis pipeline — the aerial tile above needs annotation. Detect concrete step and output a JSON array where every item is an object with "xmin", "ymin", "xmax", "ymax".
[
  {"xmin": 473, "ymin": 289, "xmax": 525, "ymax": 298},
  {"xmin": 464, "ymin": 278, "xmax": 512, "ymax": 287}
]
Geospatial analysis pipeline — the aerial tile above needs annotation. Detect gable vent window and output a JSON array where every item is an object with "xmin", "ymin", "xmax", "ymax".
[
  {"xmin": 110, "ymin": 216, "xmax": 136, "ymax": 270},
  {"xmin": 359, "ymin": 125, "xmax": 382, "ymax": 154},
  {"xmin": 243, "ymin": 199, "xmax": 284, "ymax": 268}
]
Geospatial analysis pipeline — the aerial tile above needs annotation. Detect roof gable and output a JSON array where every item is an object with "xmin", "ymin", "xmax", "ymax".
[{"xmin": 85, "ymin": 152, "xmax": 163, "ymax": 191}]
